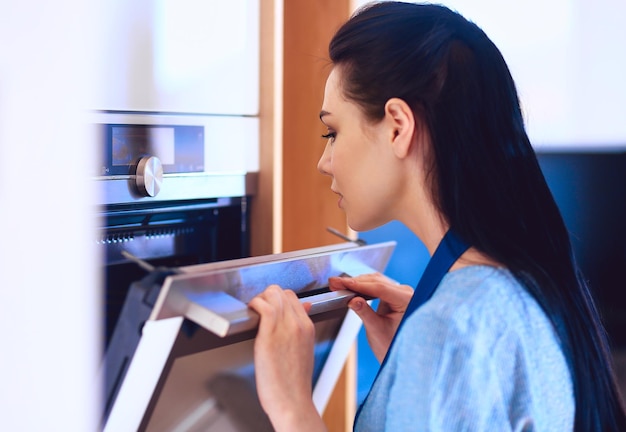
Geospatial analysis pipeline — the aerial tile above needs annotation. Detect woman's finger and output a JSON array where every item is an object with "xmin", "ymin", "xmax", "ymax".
[
  {"xmin": 329, "ymin": 273, "xmax": 411, "ymax": 306},
  {"xmin": 347, "ymin": 296, "xmax": 378, "ymax": 323},
  {"xmin": 249, "ymin": 285, "xmax": 283, "ymax": 316}
]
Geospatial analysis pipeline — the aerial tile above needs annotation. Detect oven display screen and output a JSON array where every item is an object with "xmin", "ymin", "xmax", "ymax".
[
  {"xmin": 112, "ymin": 126, "xmax": 175, "ymax": 166},
  {"xmin": 101, "ymin": 124, "xmax": 205, "ymax": 176}
]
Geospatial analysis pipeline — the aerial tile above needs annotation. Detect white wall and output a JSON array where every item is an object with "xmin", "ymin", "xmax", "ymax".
[
  {"xmin": 0, "ymin": 1, "xmax": 101, "ymax": 430},
  {"xmin": 351, "ymin": 0, "xmax": 626, "ymax": 150}
]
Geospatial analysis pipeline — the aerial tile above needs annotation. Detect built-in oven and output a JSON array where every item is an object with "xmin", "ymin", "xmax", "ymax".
[
  {"xmin": 100, "ymin": 195, "xmax": 251, "ymax": 346},
  {"xmin": 95, "ymin": 111, "xmax": 396, "ymax": 431},
  {"xmin": 93, "ymin": 111, "xmax": 258, "ymax": 345}
]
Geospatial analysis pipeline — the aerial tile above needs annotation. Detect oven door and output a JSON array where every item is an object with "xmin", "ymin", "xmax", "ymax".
[{"xmin": 103, "ymin": 241, "xmax": 395, "ymax": 432}]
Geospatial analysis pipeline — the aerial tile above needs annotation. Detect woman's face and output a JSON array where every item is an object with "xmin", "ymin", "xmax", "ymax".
[{"xmin": 317, "ymin": 67, "xmax": 406, "ymax": 232}]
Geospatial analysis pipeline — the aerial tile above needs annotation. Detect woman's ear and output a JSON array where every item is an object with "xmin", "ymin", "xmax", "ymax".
[{"xmin": 384, "ymin": 97, "xmax": 416, "ymax": 158}]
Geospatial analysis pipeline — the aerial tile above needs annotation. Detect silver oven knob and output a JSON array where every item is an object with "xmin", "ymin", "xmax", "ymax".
[{"xmin": 135, "ymin": 156, "xmax": 163, "ymax": 197}]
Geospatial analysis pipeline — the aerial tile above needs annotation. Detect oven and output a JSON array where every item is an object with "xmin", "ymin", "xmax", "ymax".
[
  {"xmin": 94, "ymin": 112, "xmax": 257, "ymax": 348},
  {"xmin": 100, "ymin": 195, "xmax": 251, "ymax": 346},
  {"xmin": 95, "ymin": 112, "xmax": 397, "ymax": 431}
]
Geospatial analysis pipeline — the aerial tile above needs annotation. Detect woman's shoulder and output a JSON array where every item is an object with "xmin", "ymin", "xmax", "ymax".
[
  {"xmin": 407, "ymin": 265, "xmax": 554, "ymax": 343},
  {"xmin": 432, "ymin": 265, "xmax": 530, "ymax": 315},
  {"xmin": 440, "ymin": 264, "xmax": 521, "ymax": 301},
  {"xmin": 383, "ymin": 266, "xmax": 574, "ymax": 431}
]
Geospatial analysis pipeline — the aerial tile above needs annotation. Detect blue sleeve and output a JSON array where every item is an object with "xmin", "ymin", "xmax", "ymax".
[{"xmin": 383, "ymin": 311, "xmax": 519, "ymax": 431}]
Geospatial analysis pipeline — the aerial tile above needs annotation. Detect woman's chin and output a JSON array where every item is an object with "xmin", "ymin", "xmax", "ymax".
[{"xmin": 347, "ymin": 217, "xmax": 386, "ymax": 234}]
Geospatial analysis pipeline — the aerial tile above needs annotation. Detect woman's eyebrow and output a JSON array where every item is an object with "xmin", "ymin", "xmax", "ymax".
[{"xmin": 319, "ymin": 110, "xmax": 331, "ymax": 121}]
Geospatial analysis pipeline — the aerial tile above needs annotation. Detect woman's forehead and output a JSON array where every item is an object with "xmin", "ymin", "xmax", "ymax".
[
  {"xmin": 322, "ymin": 67, "xmax": 357, "ymax": 118},
  {"xmin": 322, "ymin": 68, "xmax": 342, "ymax": 105}
]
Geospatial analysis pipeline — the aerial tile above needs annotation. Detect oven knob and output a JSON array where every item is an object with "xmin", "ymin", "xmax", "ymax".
[{"xmin": 135, "ymin": 156, "xmax": 163, "ymax": 197}]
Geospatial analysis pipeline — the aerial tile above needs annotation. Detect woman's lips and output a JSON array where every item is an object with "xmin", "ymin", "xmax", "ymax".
[{"xmin": 332, "ymin": 190, "xmax": 343, "ymax": 208}]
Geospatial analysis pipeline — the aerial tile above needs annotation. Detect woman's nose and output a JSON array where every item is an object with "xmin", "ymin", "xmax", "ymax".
[{"xmin": 317, "ymin": 142, "xmax": 332, "ymax": 176}]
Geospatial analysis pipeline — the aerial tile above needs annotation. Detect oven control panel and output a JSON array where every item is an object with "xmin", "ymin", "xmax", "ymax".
[
  {"xmin": 91, "ymin": 113, "xmax": 257, "ymax": 206},
  {"xmin": 100, "ymin": 123, "xmax": 204, "ymax": 177}
]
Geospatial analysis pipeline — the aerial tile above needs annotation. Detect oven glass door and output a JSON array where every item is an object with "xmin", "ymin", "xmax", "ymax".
[{"xmin": 145, "ymin": 311, "xmax": 345, "ymax": 431}]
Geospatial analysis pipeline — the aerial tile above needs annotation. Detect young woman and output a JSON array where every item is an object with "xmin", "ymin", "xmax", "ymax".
[{"xmin": 248, "ymin": 2, "xmax": 626, "ymax": 431}]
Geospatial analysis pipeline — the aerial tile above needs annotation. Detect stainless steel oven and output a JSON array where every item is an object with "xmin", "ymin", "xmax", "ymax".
[
  {"xmin": 94, "ymin": 110, "xmax": 257, "ymax": 421},
  {"xmin": 95, "ymin": 112, "xmax": 396, "ymax": 431},
  {"xmin": 93, "ymin": 112, "xmax": 257, "ymax": 346}
]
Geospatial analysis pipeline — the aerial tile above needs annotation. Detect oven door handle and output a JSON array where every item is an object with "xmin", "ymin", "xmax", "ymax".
[
  {"xmin": 172, "ymin": 288, "xmax": 361, "ymax": 338},
  {"xmin": 300, "ymin": 288, "xmax": 359, "ymax": 315}
]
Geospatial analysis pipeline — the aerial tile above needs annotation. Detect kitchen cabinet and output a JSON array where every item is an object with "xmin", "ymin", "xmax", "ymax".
[{"xmin": 95, "ymin": 0, "xmax": 259, "ymax": 115}]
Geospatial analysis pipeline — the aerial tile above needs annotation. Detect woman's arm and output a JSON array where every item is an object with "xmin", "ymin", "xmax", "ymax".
[{"xmin": 248, "ymin": 285, "xmax": 328, "ymax": 432}]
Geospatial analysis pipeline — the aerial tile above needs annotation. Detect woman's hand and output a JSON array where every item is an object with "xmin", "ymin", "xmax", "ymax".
[
  {"xmin": 329, "ymin": 273, "xmax": 413, "ymax": 362},
  {"xmin": 248, "ymin": 285, "xmax": 327, "ymax": 432}
]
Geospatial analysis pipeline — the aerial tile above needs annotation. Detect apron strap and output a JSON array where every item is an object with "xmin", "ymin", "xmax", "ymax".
[
  {"xmin": 353, "ymin": 228, "xmax": 470, "ymax": 429},
  {"xmin": 403, "ymin": 229, "xmax": 470, "ymax": 318}
]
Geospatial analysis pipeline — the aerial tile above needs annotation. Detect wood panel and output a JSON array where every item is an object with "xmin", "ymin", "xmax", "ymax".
[
  {"xmin": 322, "ymin": 346, "xmax": 358, "ymax": 432},
  {"xmin": 282, "ymin": 0, "xmax": 350, "ymax": 253},
  {"xmin": 283, "ymin": 2, "xmax": 353, "ymax": 431}
]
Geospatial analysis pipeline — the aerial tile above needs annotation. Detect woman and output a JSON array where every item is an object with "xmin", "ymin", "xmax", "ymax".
[{"xmin": 249, "ymin": 2, "xmax": 626, "ymax": 431}]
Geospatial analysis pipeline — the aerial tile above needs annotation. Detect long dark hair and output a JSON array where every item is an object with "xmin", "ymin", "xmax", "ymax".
[{"xmin": 329, "ymin": 2, "xmax": 626, "ymax": 430}]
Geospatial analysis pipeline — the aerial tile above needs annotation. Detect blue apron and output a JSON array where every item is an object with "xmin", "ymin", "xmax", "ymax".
[{"xmin": 353, "ymin": 229, "xmax": 470, "ymax": 429}]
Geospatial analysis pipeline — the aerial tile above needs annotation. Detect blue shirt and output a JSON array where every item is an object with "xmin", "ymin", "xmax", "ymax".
[{"xmin": 354, "ymin": 266, "xmax": 574, "ymax": 431}]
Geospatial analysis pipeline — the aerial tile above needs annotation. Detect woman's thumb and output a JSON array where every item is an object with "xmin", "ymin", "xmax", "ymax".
[{"xmin": 348, "ymin": 297, "xmax": 376, "ymax": 325}]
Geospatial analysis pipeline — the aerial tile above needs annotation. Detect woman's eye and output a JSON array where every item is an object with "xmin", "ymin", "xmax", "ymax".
[{"xmin": 321, "ymin": 132, "xmax": 336, "ymax": 141}]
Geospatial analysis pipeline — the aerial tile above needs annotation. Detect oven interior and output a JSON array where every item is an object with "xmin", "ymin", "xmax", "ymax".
[{"xmin": 100, "ymin": 197, "xmax": 250, "ymax": 348}]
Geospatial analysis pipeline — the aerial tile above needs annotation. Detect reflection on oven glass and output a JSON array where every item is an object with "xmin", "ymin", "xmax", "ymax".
[
  {"xmin": 145, "ymin": 315, "xmax": 343, "ymax": 431},
  {"xmin": 146, "ymin": 338, "xmax": 269, "ymax": 432}
]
